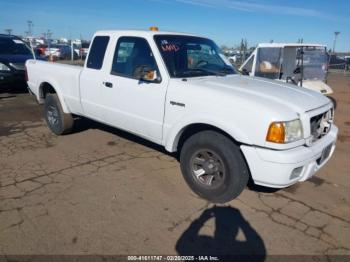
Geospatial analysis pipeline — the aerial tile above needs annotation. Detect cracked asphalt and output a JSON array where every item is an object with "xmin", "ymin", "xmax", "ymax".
[{"xmin": 0, "ymin": 73, "xmax": 349, "ymax": 257}]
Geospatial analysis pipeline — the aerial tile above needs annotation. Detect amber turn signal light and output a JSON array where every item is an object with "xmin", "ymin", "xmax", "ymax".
[
  {"xmin": 149, "ymin": 26, "xmax": 159, "ymax": 31},
  {"xmin": 266, "ymin": 122, "xmax": 285, "ymax": 143}
]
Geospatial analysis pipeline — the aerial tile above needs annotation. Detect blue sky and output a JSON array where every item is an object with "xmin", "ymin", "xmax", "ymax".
[{"xmin": 0, "ymin": 0, "xmax": 349, "ymax": 51}]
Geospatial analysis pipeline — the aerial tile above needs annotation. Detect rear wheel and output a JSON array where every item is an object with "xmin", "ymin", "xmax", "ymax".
[
  {"xmin": 180, "ymin": 130, "xmax": 249, "ymax": 203},
  {"xmin": 44, "ymin": 94, "xmax": 74, "ymax": 135}
]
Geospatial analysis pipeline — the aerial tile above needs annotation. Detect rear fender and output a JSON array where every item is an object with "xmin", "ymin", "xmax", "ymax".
[{"xmin": 39, "ymin": 79, "xmax": 70, "ymax": 113}]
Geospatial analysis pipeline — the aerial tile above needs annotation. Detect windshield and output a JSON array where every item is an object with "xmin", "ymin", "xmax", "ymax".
[
  {"xmin": 300, "ymin": 47, "xmax": 327, "ymax": 81},
  {"xmin": 0, "ymin": 38, "xmax": 32, "ymax": 55},
  {"xmin": 255, "ymin": 47, "xmax": 282, "ymax": 79},
  {"xmin": 154, "ymin": 35, "xmax": 236, "ymax": 78}
]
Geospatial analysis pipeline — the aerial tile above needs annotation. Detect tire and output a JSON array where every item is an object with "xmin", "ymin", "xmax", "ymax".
[
  {"xmin": 180, "ymin": 130, "xmax": 249, "ymax": 203},
  {"xmin": 44, "ymin": 94, "xmax": 74, "ymax": 135}
]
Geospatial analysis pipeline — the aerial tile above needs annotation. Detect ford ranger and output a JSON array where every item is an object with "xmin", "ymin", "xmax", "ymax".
[{"xmin": 25, "ymin": 29, "xmax": 338, "ymax": 203}]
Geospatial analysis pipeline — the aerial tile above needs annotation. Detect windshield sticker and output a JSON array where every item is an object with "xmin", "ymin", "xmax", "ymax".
[
  {"xmin": 13, "ymin": 39, "xmax": 25, "ymax": 44},
  {"xmin": 162, "ymin": 44, "xmax": 180, "ymax": 52}
]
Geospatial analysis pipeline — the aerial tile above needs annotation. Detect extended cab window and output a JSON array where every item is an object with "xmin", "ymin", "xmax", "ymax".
[
  {"xmin": 86, "ymin": 36, "xmax": 109, "ymax": 70},
  {"xmin": 111, "ymin": 37, "xmax": 159, "ymax": 79}
]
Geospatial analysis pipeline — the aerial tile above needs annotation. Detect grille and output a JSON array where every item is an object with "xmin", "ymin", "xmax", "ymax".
[{"xmin": 310, "ymin": 109, "xmax": 333, "ymax": 142}]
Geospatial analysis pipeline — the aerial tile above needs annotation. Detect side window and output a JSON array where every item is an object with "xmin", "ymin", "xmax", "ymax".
[
  {"xmin": 86, "ymin": 36, "xmax": 109, "ymax": 70},
  {"xmin": 242, "ymin": 55, "xmax": 254, "ymax": 74},
  {"xmin": 111, "ymin": 37, "xmax": 158, "ymax": 79}
]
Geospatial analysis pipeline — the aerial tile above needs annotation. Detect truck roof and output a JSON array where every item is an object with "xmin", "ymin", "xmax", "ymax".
[
  {"xmin": 94, "ymin": 29, "xmax": 201, "ymax": 38},
  {"xmin": 257, "ymin": 43, "xmax": 326, "ymax": 48}
]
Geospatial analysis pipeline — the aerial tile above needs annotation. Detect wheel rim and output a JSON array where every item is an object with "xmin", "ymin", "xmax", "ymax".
[
  {"xmin": 47, "ymin": 105, "xmax": 59, "ymax": 127},
  {"xmin": 190, "ymin": 149, "xmax": 226, "ymax": 189}
]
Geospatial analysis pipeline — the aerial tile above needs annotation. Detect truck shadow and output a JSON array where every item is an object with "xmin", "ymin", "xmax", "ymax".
[
  {"xmin": 247, "ymin": 180, "xmax": 281, "ymax": 193},
  {"xmin": 176, "ymin": 206, "xmax": 266, "ymax": 261}
]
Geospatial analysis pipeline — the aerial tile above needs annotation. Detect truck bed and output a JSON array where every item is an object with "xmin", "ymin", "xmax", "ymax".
[{"xmin": 26, "ymin": 59, "xmax": 83, "ymax": 114}]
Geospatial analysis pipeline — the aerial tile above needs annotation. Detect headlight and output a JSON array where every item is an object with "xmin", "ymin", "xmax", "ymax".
[
  {"xmin": 266, "ymin": 119, "xmax": 303, "ymax": 144},
  {"xmin": 0, "ymin": 62, "xmax": 11, "ymax": 71}
]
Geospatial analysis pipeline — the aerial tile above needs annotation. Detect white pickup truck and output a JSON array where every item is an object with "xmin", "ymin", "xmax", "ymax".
[{"xmin": 26, "ymin": 29, "xmax": 338, "ymax": 203}]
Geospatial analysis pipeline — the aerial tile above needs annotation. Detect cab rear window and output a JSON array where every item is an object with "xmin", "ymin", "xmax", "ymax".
[{"xmin": 86, "ymin": 36, "xmax": 109, "ymax": 70}]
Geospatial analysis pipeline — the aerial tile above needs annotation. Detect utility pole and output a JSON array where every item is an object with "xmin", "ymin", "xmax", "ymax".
[
  {"xmin": 47, "ymin": 29, "xmax": 52, "ymax": 39},
  {"xmin": 27, "ymin": 20, "xmax": 33, "ymax": 37},
  {"xmin": 4, "ymin": 29, "xmax": 12, "ymax": 35},
  {"xmin": 328, "ymin": 32, "xmax": 340, "ymax": 71}
]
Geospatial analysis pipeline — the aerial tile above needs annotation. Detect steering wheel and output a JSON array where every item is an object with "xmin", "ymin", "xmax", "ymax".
[
  {"xmin": 293, "ymin": 66, "xmax": 301, "ymax": 74},
  {"xmin": 195, "ymin": 60, "xmax": 208, "ymax": 67}
]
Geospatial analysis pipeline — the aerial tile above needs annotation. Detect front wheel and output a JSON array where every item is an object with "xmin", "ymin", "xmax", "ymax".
[
  {"xmin": 180, "ymin": 130, "xmax": 249, "ymax": 203},
  {"xmin": 44, "ymin": 94, "xmax": 74, "ymax": 135}
]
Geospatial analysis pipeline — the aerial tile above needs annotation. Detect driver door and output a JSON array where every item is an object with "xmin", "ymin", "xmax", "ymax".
[{"xmin": 101, "ymin": 36, "xmax": 167, "ymax": 143}]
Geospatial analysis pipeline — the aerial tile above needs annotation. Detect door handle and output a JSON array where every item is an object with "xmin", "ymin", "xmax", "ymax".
[{"xmin": 103, "ymin": 82, "xmax": 113, "ymax": 88}]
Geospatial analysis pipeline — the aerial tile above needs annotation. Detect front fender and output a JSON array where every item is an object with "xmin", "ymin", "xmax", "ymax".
[{"xmin": 163, "ymin": 115, "xmax": 252, "ymax": 152}]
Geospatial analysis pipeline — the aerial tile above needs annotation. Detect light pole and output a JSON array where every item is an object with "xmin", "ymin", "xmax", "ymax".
[{"xmin": 332, "ymin": 31, "xmax": 340, "ymax": 53}]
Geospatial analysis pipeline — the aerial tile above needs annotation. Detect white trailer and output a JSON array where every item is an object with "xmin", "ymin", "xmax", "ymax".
[{"xmin": 240, "ymin": 43, "xmax": 335, "ymax": 103}]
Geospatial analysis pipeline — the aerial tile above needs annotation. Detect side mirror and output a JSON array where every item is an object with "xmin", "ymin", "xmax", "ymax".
[
  {"xmin": 134, "ymin": 65, "xmax": 158, "ymax": 82},
  {"xmin": 241, "ymin": 68, "xmax": 250, "ymax": 76}
]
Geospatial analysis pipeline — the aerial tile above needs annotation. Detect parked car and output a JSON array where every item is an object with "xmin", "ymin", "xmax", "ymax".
[
  {"xmin": 35, "ymin": 44, "xmax": 48, "ymax": 57},
  {"xmin": 26, "ymin": 29, "xmax": 337, "ymax": 203},
  {"xmin": 0, "ymin": 34, "xmax": 35, "ymax": 87},
  {"xmin": 41, "ymin": 44, "xmax": 78, "ymax": 60},
  {"xmin": 345, "ymin": 56, "xmax": 350, "ymax": 70},
  {"xmin": 329, "ymin": 54, "xmax": 346, "ymax": 69},
  {"xmin": 228, "ymin": 54, "xmax": 242, "ymax": 64},
  {"xmin": 79, "ymin": 42, "xmax": 90, "ymax": 59}
]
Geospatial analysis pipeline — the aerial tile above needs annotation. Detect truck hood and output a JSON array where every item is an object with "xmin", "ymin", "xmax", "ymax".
[{"xmin": 190, "ymin": 75, "xmax": 331, "ymax": 113}]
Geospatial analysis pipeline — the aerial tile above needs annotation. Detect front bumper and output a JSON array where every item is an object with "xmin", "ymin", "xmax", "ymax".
[{"xmin": 241, "ymin": 125, "xmax": 338, "ymax": 188}]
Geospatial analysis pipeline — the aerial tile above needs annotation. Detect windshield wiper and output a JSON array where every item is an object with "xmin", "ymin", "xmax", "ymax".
[
  {"xmin": 190, "ymin": 68, "xmax": 227, "ymax": 76},
  {"xmin": 195, "ymin": 68, "xmax": 228, "ymax": 76},
  {"xmin": 175, "ymin": 68, "xmax": 228, "ymax": 78}
]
